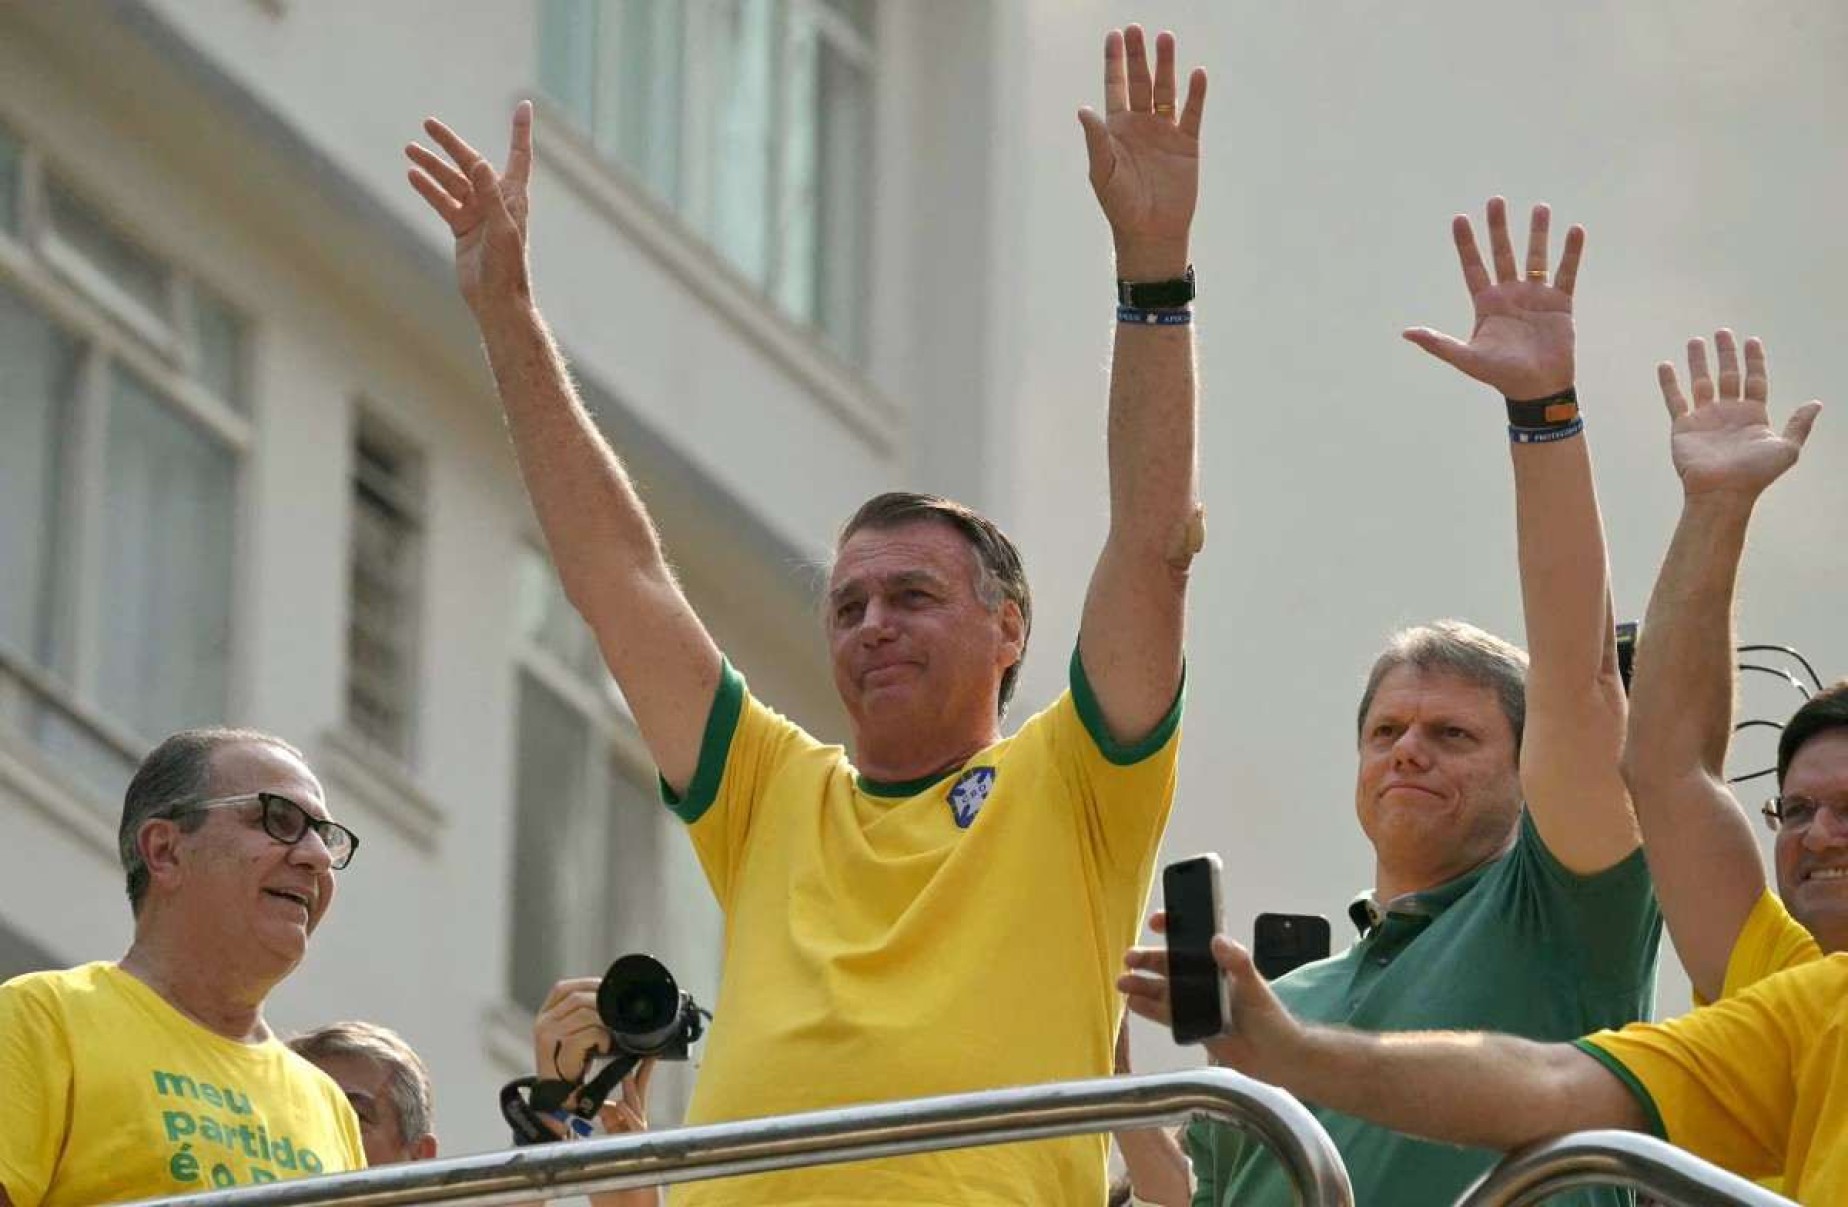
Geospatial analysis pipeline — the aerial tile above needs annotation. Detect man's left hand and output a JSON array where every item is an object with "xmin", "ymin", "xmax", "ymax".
[
  {"xmin": 1078, "ymin": 25, "xmax": 1206, "ymax": 280},
  {"xmin": 1404, "ymin": 197, "xmax": 1582, "ymax": 401}
]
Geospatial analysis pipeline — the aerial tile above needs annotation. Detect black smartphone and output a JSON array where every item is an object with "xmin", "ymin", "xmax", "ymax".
[
  {"xmin": 1163, "ymin": 854, "xmax": 1230, "ymax": 1044},
  {"xmin": 1252, "ymin": 912, "xmax": 1331, "ymax": 981}
]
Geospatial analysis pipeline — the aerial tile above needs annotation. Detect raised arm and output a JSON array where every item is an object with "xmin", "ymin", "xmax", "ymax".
[
  {"xmin": 1621, "ymin": 333, "xmax": 1823, "ymax": 999},
  {"xmin": 1074, "ymin": 26, "xmax": 1205, "ymax": 743},
  {"xmin": 1119, "ymin": 931, "xmax": 1644, "ymax": 1151},
  {"xmin": 1404, "ymin": 199, "xmax": 1634, "ymax": 872},
  {"xmin": 406, "ymin": 104, "xmax": 719, "ymax": 791}
]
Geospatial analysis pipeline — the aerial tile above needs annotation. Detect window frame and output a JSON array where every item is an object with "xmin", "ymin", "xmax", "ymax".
[
  {"xmin": 0, "ymin": 123, "xmax": 252, "ymax": 814},
  {"xmin": 537, "ymin": 0, "xmax": 876, "ymax": 362},
  {"xmin": 343, "ymin": 405, "xmax": 428, "ymax": 768}
]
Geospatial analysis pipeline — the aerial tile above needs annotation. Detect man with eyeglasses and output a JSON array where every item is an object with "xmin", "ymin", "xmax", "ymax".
[{"xmin": 0, "ymin": 727, "xmax": 366, "ymax": 1207}]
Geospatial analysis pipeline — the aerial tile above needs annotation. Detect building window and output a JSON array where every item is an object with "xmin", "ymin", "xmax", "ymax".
[
  {"xmin": 539, "ymin": 0, "xmax": 874, "ymax": 362},
  {"xmin": 344, "ymin": 413, "xmax": 425, "ymax": 764},
  {"xmin": 507, "ymin": 545, "xmax": 664, "ymax": 1016},
  {"xmin": 0, "ymin": 125, "xmax": 246, "ymax": 806}
]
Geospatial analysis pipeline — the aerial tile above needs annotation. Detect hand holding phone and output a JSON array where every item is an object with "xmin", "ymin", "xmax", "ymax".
[{"xmin": 1162, "ymin": 854, "xmax": 1230, "ymax": 1044}]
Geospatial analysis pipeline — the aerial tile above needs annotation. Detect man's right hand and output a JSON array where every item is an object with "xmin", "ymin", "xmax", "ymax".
[
  {"xmin": 1117, "ymin": 913, "xmax": 1302, "ymax": 1083},
  {"xmin": 406, "ymin": 102, "xmax": 536, "ymax": 316},
  {"xmin": 1658, "ymin": 330, "xmax": 1822, "ymax": 500}
]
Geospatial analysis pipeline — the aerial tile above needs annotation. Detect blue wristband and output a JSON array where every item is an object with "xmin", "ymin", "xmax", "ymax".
[
  {"xmin": 1509, "ymin": 416, "xmax": 1585, "ymax": 444},
  {"xmin": 1117, "ymin": 305, "xmax": 1193, "ymax": 326}
]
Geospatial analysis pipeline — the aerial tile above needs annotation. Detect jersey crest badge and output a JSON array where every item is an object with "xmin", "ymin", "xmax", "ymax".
[{"xmin": 947, "ymin": 767, "xmax": 996, "ymax": 829}]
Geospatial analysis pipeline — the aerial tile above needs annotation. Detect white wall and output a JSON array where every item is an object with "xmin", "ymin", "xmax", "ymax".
[{"xmin": 988, "ymin": 0, "xmax": 1848, "ymax": 1054}]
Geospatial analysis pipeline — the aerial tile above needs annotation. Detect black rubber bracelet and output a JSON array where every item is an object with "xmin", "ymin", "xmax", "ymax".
[
  {"xmin": 1117, "ymin": 266, "xmax": 1196, "ymax": 309},
  {"xmin": 1505, "ymin": 387, "xmax": 1579, "ymax": 429}
]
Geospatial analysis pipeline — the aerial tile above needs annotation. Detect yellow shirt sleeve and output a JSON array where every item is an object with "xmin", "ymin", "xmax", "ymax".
[
  {"xmin": 1579, "ymin": 956, "xmax": 1845, "ymax": 1184},
  {"xmin": 1718, "ymin": 889, "xmax": 1823, "ymax": 1001}
]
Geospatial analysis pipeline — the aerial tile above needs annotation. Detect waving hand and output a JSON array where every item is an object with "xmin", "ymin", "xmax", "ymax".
[
  {"xmin": 406, "ymin": 101, "xmax": 535, "ymax": 313},
  {"xmin": 1404, "ymin": 197, "xmax": 1582, "ymax": 401}
]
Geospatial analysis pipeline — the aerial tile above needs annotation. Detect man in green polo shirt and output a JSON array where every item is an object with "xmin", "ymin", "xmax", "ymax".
[{"xmin": 1145, "ymin": 200, "xmax": 1661, "ymax": 1207}]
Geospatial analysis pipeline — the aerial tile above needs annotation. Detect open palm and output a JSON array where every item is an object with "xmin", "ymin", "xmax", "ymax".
[
  {"xmin": 1405, "ymin": 198, "xmax": 1581, "ymax": 401},
  {"xmin": 1077, "ymin": 26, "xmax": 1205, "ymax": 268},
  {"xmin": 1659, "ymin": 332, "xmax": 1821, "ymax": 497}
]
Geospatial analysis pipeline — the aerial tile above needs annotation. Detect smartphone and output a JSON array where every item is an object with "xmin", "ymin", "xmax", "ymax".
[
  {"xmin": 1252, "ymin": 912, "xmax": 1331, "ymax": 980},
  {"xmin": 1163, "ymin": 854, "xmax": 1230, "ymax": 1044}
]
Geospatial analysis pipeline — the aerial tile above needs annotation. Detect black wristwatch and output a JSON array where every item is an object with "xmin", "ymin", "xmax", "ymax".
[{"xmin": 1116, "ymin": 266, "xmax": 1195, "ymax": 309}]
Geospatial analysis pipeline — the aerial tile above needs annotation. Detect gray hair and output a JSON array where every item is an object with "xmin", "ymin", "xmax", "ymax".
[
  {"xmin": 1356, "ymin": 621, "xmax": 1529, "ymax": 750},
  {"xmin": 289, "ymin": 1021, "xmax": 433, "ymax": 1144},
  {"xmin": 120, "ymin": 727, "xmax": 306, "ymax": 915}
]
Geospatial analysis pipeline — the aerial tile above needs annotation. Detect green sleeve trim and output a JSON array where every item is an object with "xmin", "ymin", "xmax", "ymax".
[
  {"xmin": 1070, "ymin": 642, "xmax": 1185, "ymax": 766},
  {"xmin": 1572, "ymin": 1038, "xmax": 1668, "ymax": 1140},
  {"xmin": 659, "ymin": 658, "xmax": 745, "ymax": 824}
]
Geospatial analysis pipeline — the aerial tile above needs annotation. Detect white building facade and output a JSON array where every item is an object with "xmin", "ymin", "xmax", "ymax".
[{"xmin": 3, "ymin": 0, "xmax": 1845, "ymax": 1160}]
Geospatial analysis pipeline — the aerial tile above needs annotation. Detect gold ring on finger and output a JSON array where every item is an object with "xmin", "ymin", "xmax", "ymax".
[
  {"xmin": 1526, "ymin": 269, "xmax": 1548, "ymax": 282},
  {"xmin": 1154, "ymin": 103, "xmax": 1176, "ymax": 115}
]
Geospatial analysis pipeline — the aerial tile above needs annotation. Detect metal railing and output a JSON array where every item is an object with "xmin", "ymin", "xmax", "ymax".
[
  {"xmin": 128, "ymin": 1068, "xmax": 1354, "ymax": 1206},
  {"xmin": 1455, "ymin": 1130, "xmax": 1799, "ymax": 1207}
]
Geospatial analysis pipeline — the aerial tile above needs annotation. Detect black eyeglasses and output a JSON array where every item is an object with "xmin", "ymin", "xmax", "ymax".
[
  {"xmin": 169, "ymin": 792, "xmax": 360, "ymax": 869},
  {"xmin": 1761, "ymin": 795, "xmax": 1848, "ymax": 834}
]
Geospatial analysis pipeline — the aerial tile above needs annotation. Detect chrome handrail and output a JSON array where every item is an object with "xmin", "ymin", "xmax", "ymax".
[
  {"xmin": 1454, "ymin": 1130, "xmax": 1798, "ymax": 1207},
  {"xmin": 126, "ymin": 1069, "xmax": 1353, "ymax": 1206}
]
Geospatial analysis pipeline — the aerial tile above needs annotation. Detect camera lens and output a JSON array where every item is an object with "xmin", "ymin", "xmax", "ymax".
[{"xmin": 597, "ymin": 953, "xmax": 683, "ymax": 1054}]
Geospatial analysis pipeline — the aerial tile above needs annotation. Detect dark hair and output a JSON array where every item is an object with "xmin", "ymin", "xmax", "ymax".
[
  {"xmin": 1778, "ymin": 679, "xmax": 1848, "ymax": 787},
  {"xmin": 1356, "ymin": 620, "xmax": 1529, "ymax": 750},
  {"xmin": 120, "ymin": 727, "xmax": 307, "ymax": 915},
  {"xmin": 835, "ymin": 492, "xmax": 1032, "ymax": 717},
  {"xmin": 290, "ymin": 1020, "xmax": 433, "ymax": 1144}
]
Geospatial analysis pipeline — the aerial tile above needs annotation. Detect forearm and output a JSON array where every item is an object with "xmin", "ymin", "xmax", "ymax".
[
  {"xmin": 1626, "ymin": 493, "xmax": 1756, "ymax": 785},
  {"xmin": 472, "ymin": 297, "xmax": 719, "ymax": 787},
  {"xmin": 1622, "ymin": 491, "xmax": 1767, "ymax": 996},
  {"xmin": 1510, "ymin": 433, "xmax": 1636, "ymax": 865},
  {"xmin": 1078, "ymin": 243, "xmax": 1197, "ymax": 737},
  {"xmin": 1114, "ymin": 1126, "xmax": 1193, "ymax": 1205},
  {"xmin": 1261, "ymin": 1026, "xmax": 1633, "ymax": 1151},
  {"xmin": 1105, "ymin": 241, "xmax": 1200, "ymax": 559},
  {"xmin": 475, "ymin": 299, "xmax": 677, "ymax": 617},
  {"xmin": 1511, "ymin": 435, "xmax": 1620, "ymax": 707}
]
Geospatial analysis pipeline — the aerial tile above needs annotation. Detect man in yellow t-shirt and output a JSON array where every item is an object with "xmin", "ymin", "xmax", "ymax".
[
  {"xmin": 0, "ymin": 728, "xmax": 366, "ymax": 1207},
  {"xmin": 407, "ymin": 20, "xmax": 1205, "ymax": 1204}
]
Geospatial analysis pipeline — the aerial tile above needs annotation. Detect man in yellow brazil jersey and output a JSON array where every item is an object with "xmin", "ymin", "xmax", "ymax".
[{"xmin": 406, "ymin": 21, "xmax": 1204, "ymax": 1205}]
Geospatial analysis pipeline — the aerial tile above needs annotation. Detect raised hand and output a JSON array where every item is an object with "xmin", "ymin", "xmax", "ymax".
[
  {"xmin": 1077, "ymin": 26, "xmax": 1206, "ymax": 278},
  {"xmin": 1658, "ymin": 330, "xmax": 1822, "ymax": 498},
  {"xmin": 406, "ymin": 102, "xmax": 535, "ymax": 313},
  {"xmin": 1404, "ymin": 197, "xmax": 1582, "ymax": 401}
]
